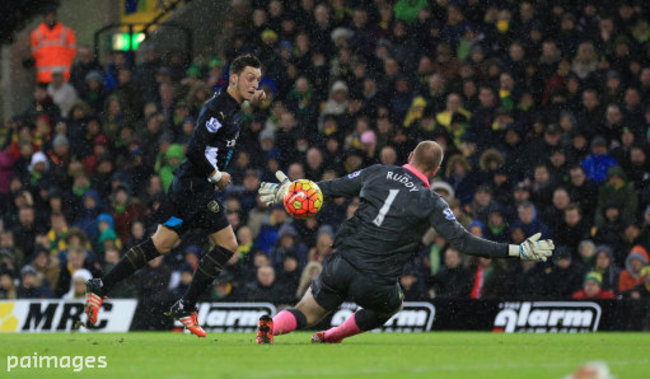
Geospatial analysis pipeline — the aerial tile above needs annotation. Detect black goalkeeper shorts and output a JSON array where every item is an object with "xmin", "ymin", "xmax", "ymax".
[
  {"xmin": 311, "ymin": 253, "xmax": 403, "ymax": 315},
  {"xmin": 153, "ymin": 174, "xmax": 229, "ymax": 236}
]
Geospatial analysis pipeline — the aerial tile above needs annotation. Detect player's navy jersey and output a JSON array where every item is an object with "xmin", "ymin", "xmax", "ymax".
[
  {"xmin": 176, "ymin": 89, "xmax": 243, "ymax": 179},
  {"xmin": 317, "ymin": 164, "xmax": 508, "ymax": 283}
]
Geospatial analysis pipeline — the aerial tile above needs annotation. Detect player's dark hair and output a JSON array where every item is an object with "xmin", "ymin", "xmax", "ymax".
[{"xmin": 230, "ymin": 54, "xmax": 261, "ymax": 75}]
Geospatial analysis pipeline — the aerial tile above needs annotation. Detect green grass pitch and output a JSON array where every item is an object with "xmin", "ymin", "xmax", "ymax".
[{"xmin": 0, "ymin": 332, "xmax": 648, "ymax": 378}]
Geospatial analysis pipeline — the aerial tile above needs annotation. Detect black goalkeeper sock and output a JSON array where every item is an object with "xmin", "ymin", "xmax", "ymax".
[
  {"xmin": 354, "ymin": 308, "xmax": 395, "ymax": 331},
  {"xmin": 102, "ymin": 238, "xmax": 161, "ymax": 294},
  {"xmin": 181, "ymin": 245, "xmax": 234, "ymax": 307},
  {"xmin": 285, "ymin": 308, "xmax": 307, "ymax": 329}
]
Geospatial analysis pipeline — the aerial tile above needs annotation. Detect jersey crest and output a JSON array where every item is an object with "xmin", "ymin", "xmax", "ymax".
[
  {"xmin": 348, "ymin": 170, "xmax": 361, "ymax": 179},
  {"xmin": 205, "ymin": 117, "xmax": 222, "ymax": 133},
  {"xmin": 443, "ymin": 207, "xmax": 456, "ymax": 221}
]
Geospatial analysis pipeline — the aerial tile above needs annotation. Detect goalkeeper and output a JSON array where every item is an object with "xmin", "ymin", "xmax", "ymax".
[{"xmin": 255, "ymin": 140, "xmax": 554, "ymax": 344}]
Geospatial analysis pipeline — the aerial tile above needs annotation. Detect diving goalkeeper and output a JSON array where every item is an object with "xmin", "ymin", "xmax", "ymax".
[{"xmin": 255, "ymin": 140, "xmax": 554, "ymax": 343}]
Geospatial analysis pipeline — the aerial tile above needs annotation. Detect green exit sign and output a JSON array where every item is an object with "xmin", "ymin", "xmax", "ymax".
[{"xmin": 112, "ymin": 32, "xmax": 146, "ymax": 50}]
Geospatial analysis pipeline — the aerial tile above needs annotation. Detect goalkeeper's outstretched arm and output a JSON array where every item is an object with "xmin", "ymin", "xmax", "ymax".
[
  {"xmin": 317, "ymin": 164, "xmax": 381, "ymax": 199},
  {"xmin": 429, "ymin": 195, "xmax": 554, "ymax": 262}
]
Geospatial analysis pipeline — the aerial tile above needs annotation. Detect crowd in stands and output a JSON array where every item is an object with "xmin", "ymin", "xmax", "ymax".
[{"xmin": 2, "ymin": 0, "xmax": 650, "ymax": 313}]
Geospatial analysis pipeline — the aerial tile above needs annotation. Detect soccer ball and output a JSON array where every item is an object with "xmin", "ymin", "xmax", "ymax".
[{"xmin": 282, "ymin": 179, "xmax": 323, "ymax": 218}]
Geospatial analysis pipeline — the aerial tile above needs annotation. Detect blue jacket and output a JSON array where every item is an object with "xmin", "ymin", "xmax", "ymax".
[{"xmin": 581, "ymin": 154, "xmax": 618, "ymax": 184}]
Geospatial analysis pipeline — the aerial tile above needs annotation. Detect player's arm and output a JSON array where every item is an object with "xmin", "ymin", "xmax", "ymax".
[
  {"xmin": 316, "ymin": 165, "xmax": 377, "ymax": 199},
  {"xmin": 185, "ymin": 106, "xmax": 228, "ymax": 186},
  {"xmin": 428, "ymin": 196, "xmax": 553, "ymax": 261},
  {"xmin": 258, "ymin": 165, "xmax": 378, "ymax": 206}
]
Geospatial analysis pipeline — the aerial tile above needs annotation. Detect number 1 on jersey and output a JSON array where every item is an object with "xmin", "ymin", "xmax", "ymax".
[{"xmin": 373, "ymin": 189, "xmax": 400, "ymax": 227}]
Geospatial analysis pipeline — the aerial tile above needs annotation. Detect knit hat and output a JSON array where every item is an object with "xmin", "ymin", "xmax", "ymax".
[
  {"xmin": 584, "ymin": 271, "xmax": 602, "ymax": 286},
  {"xmin": 261, "ymin": 29, "xmax": 278, "ymax": 43},
  {"xmin": 317, "ymin": 225, "xmax": 334, "ymax": 238},
  {"xmin": 626, "ymin": 245, "xmax": 649, "ymax": 278},
  {"xmin": 20, "ymin": 265, "xmax": 37, "ymax": 277},
  {"xmin": 96, "ymin": 213, "xmax": 115, "ymax": 230},
  {"xmin": 53, "ymin": 134, "xmax": 69, "ymax": 147},
  {"xmin": 360, "ymin": 130, "xmax": 376, "ymax": 146},
  {"xmin": 98, "ymin": 228, "xmax": 118, "ymax": 244},
  {"xmin": 28, "ymin": 151, "xmax": 49, "ymax": 172},
  {"xmin": 468, "ymin": 220, "xmax": 486, "ymax": 235},
  {"xmin": 165, "ymin": 144, "xmax": 184, "ymax": 160},
  {"xmin": 430, "ymin": 180, "xmax": 455, "ymax": 199},
  {"xmin": 606, "ymin": 165, "xmax": 627, "ymax": 181},
  {"xmin": 330, "ymin": 80, "xmax": 349, "ymax": 94},
  {"xmin": 278, "ymin": 223, "xmax": 298, "ymax": 238},
  {"xmin": 208, "ymin": 57, "xmax": 224, "ymax": 69}
]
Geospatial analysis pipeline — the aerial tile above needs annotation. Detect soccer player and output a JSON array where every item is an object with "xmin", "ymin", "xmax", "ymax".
[
  {"xmin": 256, "ymin": 140, "xmax": 554, "ymax": 343},
  {"xmin": 85, "ymin": 54, "xmax": 265, "ymax": 337}
]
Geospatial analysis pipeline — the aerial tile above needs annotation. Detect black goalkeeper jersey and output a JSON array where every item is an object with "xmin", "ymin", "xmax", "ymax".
[
  {"xmin": 317, "ymin": 164, "xmax": 509, "ymax": 283},
  {"xmin": 176, "ymin": 89, "xmax": 243, "ymax": 179}
]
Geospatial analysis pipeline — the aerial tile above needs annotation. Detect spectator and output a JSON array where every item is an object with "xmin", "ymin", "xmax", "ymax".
[
  {"xmin": 576, "ymin": 240, "xmax": 597, "ymax": 268},
  {"xmin": 246, "ymin": 265, "xmax": 283, "ymax": 303},
  {"xmin": 270, "ymin": 223, "xmax": 308, "ymax": 271},
  {"xmin": 581, "ymin": 136, "xmax": 618, "ymax": 185},
  {"xmin": 400, "ymin": 263, "xmax": 427, "ymax": 301},
  {"xmin": 554, "ymin": 204, "xmax": 590, "ymax": 255},
  {"xmin": 469, "ymin": 257, "xmax": 508, "ymax": 299},
  {"xmin": 62, "ymin": 268, "xmax": 92, "ymax": 299},
  {"xmin": 572, "ymin": 272, "xmax": 616, "ymax": 299},
  {"xmin": 55, "ymin": 245, "xmax": 93, "ymax": 297},
  {"xmin": 307, "ymin": 226, "xmax": 334, "ymax": 264},
  {"xmin": 202, "ymin": 271, "xmax": 242, "ymax": 302},
  {"xmin": 594, "ymin": 166, "xmax": 638, "ymax": 226},
  {"xmin": 30, "ymin": 6, "xmax": 77, "ymax": 84},
  {"xmin": 69, "ymin": 45, "xmax": 103, "ymax": 94},
  {"xmin": 544, "ymin": 247, "xmax": 585, "ymax": 299},
  {"xmin": 13, "ymin": 206, "xmax": 40, "ymax": 262},
  {"xmin": 276, "ymin": 252, "xmax": 300, "ymax": 303},
  {"xmin": 429, "ymin": 247, "xmax": 471, "ymax": 298},
  {"xmin": 618, "ymin": 245, "xmax": 649, "ymax": 293},
  {"xmin": 31, "ymin": 246, "xmax": 59, "ymax": 292},
  {"xmin": 592, "ymin": 245, "xmax": 621, "ymax": 293},
  {"xmin": 511, "ymin": 201, "xmax": 551, "ymax": 239},
  {"xmin": 0, "ymin": 268, "xmax": 17, "ymax": 299},
  {"xmin": 47, "ymin": 69, "xmax": 78, "ymax": 118},
  {"xmin": 628, "ymin": 266, "xmax": 650, "ymax": 299},
  {"xmin": 16, "ymin": 265, "xmax": 53, "ymax": 299}
]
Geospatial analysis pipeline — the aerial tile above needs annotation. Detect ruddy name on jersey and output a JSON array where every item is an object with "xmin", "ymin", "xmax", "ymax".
[{"xmin": 386, "ymin": 171, "xmax": 420, "ymax": 192}]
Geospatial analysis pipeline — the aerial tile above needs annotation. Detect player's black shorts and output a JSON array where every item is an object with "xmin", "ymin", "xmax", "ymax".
[
  {"xmin": 153, "ymin": 174, "xmax": 229, "ymax": 236},
  {"xmin": 311, "ymin": 253, "xmax": 403, "ymax": 315}
]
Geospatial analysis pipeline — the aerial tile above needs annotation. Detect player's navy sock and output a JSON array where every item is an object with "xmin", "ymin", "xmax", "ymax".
[
  {"xmin": 272, "ymin": 308, "xmax": 307, "ymax": 335},
  {"xmin": 181, "ymin": 245, "xmax": 234, "ymax": 307},
  {"xmin": 101, "ymin": 238, "xmax": 161, "ymax": 295}
]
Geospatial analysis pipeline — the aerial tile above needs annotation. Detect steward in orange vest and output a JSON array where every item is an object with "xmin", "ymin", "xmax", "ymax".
[{"xmin": 30, "ymin": 8, "xmax": 77, "ymax": 84}]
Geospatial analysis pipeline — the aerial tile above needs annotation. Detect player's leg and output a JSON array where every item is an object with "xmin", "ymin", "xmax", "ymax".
[
  {"xmin": 314, "ymin": 278, "xmax": 403, "ymax": 343},
  {"xmin": 272, "ymin": 287, "xmax": 330, "ymax": 332},
  {"xmin": 178, "ymin": 225, "xmax": 238, "ymax": 308},
  {"xmin": 257, "ymin": 287, "xmax": 331, "ymax": 344},
  {"xmin": 315, "ymin": 303, "xmax": 403, "ymax": 344},
  {"xmin": 257, "ymin": 254, "xmax": 348, "ymax": 344},
  {"xmin": 85, "ymin": 225, "xmax": 179, "ymax": 324}
]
